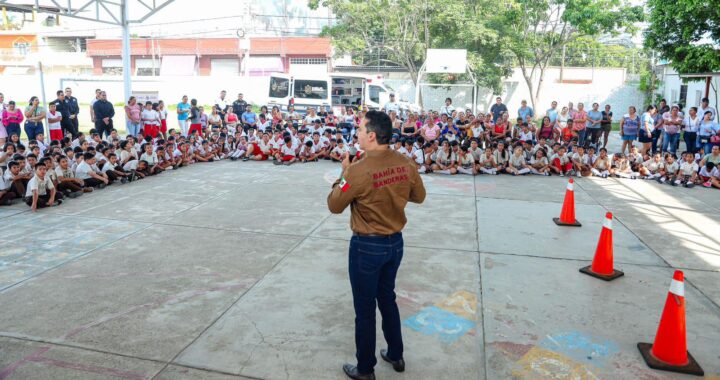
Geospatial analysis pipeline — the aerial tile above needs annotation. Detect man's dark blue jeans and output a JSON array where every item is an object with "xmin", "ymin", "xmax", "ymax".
[{"xmin": 348, "ymin": 232, "xmax": 404, "ymax": 374}]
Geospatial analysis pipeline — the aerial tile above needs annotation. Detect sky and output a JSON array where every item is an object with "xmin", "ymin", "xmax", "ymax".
[{"xmin": 37, "ymin": 0, "xmax": 333, "ymax": 39}]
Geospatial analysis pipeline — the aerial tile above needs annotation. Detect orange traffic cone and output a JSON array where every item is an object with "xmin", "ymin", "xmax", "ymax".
[
  {"xmin": 580, "ymin": 212, "xmax": 624, "ymax": 281},
  {"xmin": 553, "ymin": 178, "xmax": 581, "ymax": 226},
  {"xmin": 638, "ymin": 270, "xmax": 704, "ymax": 376}
]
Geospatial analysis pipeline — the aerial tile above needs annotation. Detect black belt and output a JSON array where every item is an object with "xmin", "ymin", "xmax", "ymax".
[{"xmin": 353, "ymin": 232, "xmax": 401, "ymax": 238}]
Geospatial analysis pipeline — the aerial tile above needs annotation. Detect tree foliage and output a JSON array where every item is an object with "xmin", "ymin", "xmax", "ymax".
[
  {"xmin": 644, "ymin": 0, "xmax": 720, "ymax": 74},
  {"xmin": 308, "ymin": 0, "xmax": 511, "ymax": 93},
  {"xmin": 494, "ymin": 0, "xmax": 643, "ymax": 109}
]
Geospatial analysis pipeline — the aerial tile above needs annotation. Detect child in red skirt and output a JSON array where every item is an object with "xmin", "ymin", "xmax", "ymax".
[{"xmin": 47, "ymin": 103, "xmax": 64, "ymax": 141}]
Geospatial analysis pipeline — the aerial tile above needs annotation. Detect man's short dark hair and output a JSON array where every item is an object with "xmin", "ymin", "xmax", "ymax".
[{"xmin": 364, "ymin": 110, "xmax": 392, "ymax": 145}]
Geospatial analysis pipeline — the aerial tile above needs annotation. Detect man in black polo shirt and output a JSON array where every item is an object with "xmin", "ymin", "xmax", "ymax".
[
  {"xmin": 232, "ymin": 93, "xmax": 248, "ymax": 120},
  {"xmin": 63, "ymin": 87, "xmax": 80, "ymax": 139}
]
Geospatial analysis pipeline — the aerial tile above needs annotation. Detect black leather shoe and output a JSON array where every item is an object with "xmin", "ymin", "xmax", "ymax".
[
  {"xmin": 342, "ymin": 364, "xmax": 375, "ymax": 380},
  {"xmin": 380, "ymin": 349, "xmax": 405, "ymax": 372}
]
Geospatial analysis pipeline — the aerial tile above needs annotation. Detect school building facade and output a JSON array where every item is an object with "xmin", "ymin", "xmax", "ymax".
[{"xmin": 85, "ymin": 37, "xmax": 332, "ymax": 77}]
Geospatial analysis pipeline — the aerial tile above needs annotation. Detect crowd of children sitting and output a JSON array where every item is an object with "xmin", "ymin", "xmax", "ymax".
[{"xmin": 1, "ymin": 97, "xmax": 720, "ymax": 212}]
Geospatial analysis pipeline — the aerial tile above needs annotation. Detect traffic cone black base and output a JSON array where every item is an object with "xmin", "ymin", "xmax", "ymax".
[
  {"xmin": 637, "ymin": 343, "xmax": 704, "ymax": 376},
  {"xmin": 579, "ymin": 265, "xmax": 624, "ymax": 281},
  {"xmin": 552, "ymin": 217, "xmax": 582, "ymax": 227}
]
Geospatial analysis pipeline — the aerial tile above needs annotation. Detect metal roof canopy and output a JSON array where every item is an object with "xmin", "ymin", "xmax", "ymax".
[{"xmin": 0, "ymin": 0, "xmax": 176, "ymax": 102}]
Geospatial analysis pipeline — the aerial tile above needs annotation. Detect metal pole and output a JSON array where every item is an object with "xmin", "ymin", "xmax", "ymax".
[
  {"xmin": 37, "ymin": 61, "xmax": 49, "ymax": 137},
  {"xmin": 121, "ymin": 0, "xmax": 132, "ymax": 102}
]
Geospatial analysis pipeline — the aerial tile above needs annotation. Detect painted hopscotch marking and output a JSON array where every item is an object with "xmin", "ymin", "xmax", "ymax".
[
  {"xmin": 403, "ymin": 290, "xmax": 477, "ymax": 343},
  {"xmin": 539, "ymin": 331, "xmax": 618, "ymax": 367},
  {"xmin": 513, "ymin": 346, "xmax": 598, "ymax": 380}
]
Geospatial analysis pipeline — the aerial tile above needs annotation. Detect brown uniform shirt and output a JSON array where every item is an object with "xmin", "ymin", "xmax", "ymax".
[{"xmin": 327, "ymin": 148, "xmax": 426, "ymax": 235}]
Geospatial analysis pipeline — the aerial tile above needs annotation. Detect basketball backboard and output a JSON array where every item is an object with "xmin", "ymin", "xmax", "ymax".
[{"xmin": 425, "ymin": 49, "xmax": 467, "ymax": 74}]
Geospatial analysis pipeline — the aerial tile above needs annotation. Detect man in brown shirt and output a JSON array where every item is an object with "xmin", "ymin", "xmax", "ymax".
[{"xmin": 328, "ymin": 110, "xmax": 426, "ymax": 380}]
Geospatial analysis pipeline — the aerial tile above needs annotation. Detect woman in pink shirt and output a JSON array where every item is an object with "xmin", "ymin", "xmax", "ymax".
[
  {"xmin": 1, "ymin": 100, "xmax": 24, "ymax": 144},
  {"xmin": 124, "ymin": 96, "xmax": 142, "ymax": 137},
  {"xmin": 420, "ymin": 118, "xmax": 441, "ymax": 142},
  {"xmin": 572, "ymin": 102, "xmax": 588, "ymax": 146}
]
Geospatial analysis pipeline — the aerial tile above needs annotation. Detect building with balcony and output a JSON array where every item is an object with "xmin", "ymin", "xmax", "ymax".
[{"xmin": 0, "ymin": 3, "xmax": 94, "ymax": 75}]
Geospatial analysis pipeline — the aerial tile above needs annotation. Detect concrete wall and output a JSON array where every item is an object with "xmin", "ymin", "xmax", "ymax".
[
  {"xmin": 1, "ymin": 66, "xmax": 649, "ymax": 116},
  {"xmin": 388, "ymin": 66, "xmax": 646, "ymax": 118},
  {"xmin": 0, "ymin": 74, "xmax": 273, "ymax": 106}
]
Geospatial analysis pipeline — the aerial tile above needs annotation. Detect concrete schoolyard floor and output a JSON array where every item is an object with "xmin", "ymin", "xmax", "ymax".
[{"xmin": 1, "ymin": 157, "xmax": 719, "ymax": 379}]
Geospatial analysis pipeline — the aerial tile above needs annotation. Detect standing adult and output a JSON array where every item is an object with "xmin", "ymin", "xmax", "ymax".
[
  {"xmin": 383, "ymin": 93, "xmax": 400, "ymax": 115},
  {"xmin": 0, "ymin": 92, "xmax": 7, "ymax": 111},
  {"xmin": 586, "ymin": 102, "xmax": 603, "ymax": 148},
  {"xmin": 439, "ymin": 97, "xmax": 455, "ymax": 117},
  {"xmin": 215, "ymin": 90, "xmax": 229, "ymax": 125},
  {"xmin": 619, "ymin": 106, "xmax": 640, "ymax": 155},
  {"xmin": 1, "ymin": 101, "xmax": 23, "ymax": 144},
  {"xmin": 89, "ymin": 88, "xmax": 101, "ymax": 125},
  {"xmin": 698, "ymin": 111, "xmax": 719, "ymax": 154},
  {"xmin": 572, "ymin": 103, "xmax": 588, "ymax": 146},
  {"xmin": 232, "ymin": 93, "xmax": 248, "ymax": 122},
  {"xmin": 64, "ymin": 87, "xmax": 80, "ymax": 139},
  {"xmin": 639, "ymin": 105, "xmax": 657, "ymax": 155},
  {"xmin": 124, "ymin": 96, "xmax": 142, "ymax": 137},
  {"xmin": 600, "ymin": 104, "xmax": 613, "ymax": 149},
  {"xmin": 24, "ymin": 96, "xmax": 45, "ymax": 141},
  {"xmin": 698, "ymin": 97, "xmax": 717, "ymax": 122},
  {"xmin": 683, "ymin": 107, "xmax": 701, "ymax": 154},
  {"xmin": 93, "ymin": 91, "xmax": 115, "ymax": 138},
  {"xmin": 177, "ymin": 95, "xmax": 191, "ymax": 136},
  {"xmin": 490, "ymin": 97, "xmax": 508, "ymax": 123},
  {"xmin": 546, "ymin": 101, "xmax": 559, "ymax": 125},
  {"xmin": 518, "ymin": 99, "xmax": 534, "ymax": 122},
  {"xmin": 661, "ymin": 105, "xmax": 683, "ymax": 154},
  {"xmin": 327, "ymin": 110, "xmax": 426, "ymax": 380},
  {"xmin": 51, "ymin": 90, "xmax": 70, "ymax": 139}
]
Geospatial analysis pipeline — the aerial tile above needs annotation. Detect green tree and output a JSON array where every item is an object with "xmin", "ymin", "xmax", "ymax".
[
  {"xmin": 308, "ymin": 0, "xmax": 510, "ymax": 93},
  {"xmin": 495, "ymin": 0, "xmax": 643, "ymax": 111},
  {"xmin": 644, "ymin": 0, "xmax": 720, "ymax": 74}
]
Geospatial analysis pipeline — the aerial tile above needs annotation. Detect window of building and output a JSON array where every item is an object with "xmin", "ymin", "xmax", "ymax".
[
  {"xmin": 289, "ymin": 58, "xmax": 327, "ymax": 65},
  {"xmin": 679, "ymin": 84, "xmax": 688, "ymax": 107},
  {"xmin": 13, "ymin": 42, "xmax": 31, "ymax": 56},
  {"xmin": 135, "ymin": 58, "xmax": 160, "ymax": 76},
  {"xmin": 293, "ymin": 79, "xmax": 328, "ymax": 100},
  {"xmin": 211, "ymin": 59, "xmax": 239, "ymax": 76},
  {"xmin": 102, "ymin": 58, "xmax": 123, "ymax": 75}
]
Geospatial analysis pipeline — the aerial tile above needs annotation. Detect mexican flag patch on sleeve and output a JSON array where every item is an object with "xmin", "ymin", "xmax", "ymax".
[{"xmin": 339, "ymin": 177, "xmax": 350, "ymax": 192}]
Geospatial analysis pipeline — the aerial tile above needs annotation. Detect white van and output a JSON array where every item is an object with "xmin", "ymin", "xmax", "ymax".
[{"xmin": 267, "ymin": 73, "xmax": 392, "ymax": 114}]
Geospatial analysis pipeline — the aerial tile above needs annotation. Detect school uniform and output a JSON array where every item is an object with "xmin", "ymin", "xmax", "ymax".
[
  {"xmin": 75, "ymin": 161, "xmax": 105, "ymax": 188},
  {"xmin": 281, "ymin": 145, "xmax": 298, "ymax": 161},
  {"xmin": 509, "ymin": 154, "xmax": 530, "ymax": 174},
  {"xmin": 412, "ymin": 150, "xmax": 429, "ymax": 173},
  {"xmin": 530, "ymin": 156, "xmax": 549, "ymax": 175},
  {"xmin": 551, "ymin": 153, "xmax": 572, "ymax": 173},
  {"xmin": 24, "ymin": 174, "xmax": 55, "ymax": 207},
  {"xmin": 591, "ymin": 156, "xmax": 612, "ymax": 177},
  {"xmin": 457, "ymin": 153, "xmax": 476, "ymax": 175},
  {"xmin": 478, "ymin": 154, "xmax": 497, "ymax": 174},
  {"xmin": 331, "ymin": 145, "xmax": 348, "ymax": 160},
  {"xmin": 492, "ymin": 150, "xmax": 509, "ymax": 169},
  {"xmin": 55, "ymin": 166, "xmax": 83, "ymax": 193},
  {"xmin": 47, "ymin": 110, "xmax": 63, "ymax": 141}
]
